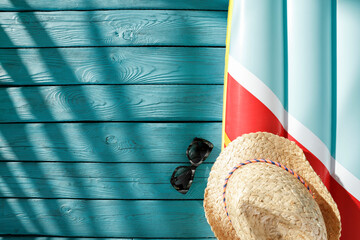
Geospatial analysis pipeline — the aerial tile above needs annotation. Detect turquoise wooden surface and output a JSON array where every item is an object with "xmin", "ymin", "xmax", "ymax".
[
  {"xmin": 0, "ymin": 10, "xmax": 226, "ymax": 48},
  {"xmin": 0, "ymin": 47, "xmax": 225, "ymax": 85},
  {"xmin": 0, "ymin": 123, "xmax": 221, "ymax": 162},
  {"xmin": 0, "ymin": 85, "xmax": 222, "ymax": 122},
  {"xmin": 0, "ymin": 0, "xmax": 227, "ymax": 238},
  {"xmin": 0, "ymin": 238, "xmax": 215, "ymax": 240},
  {"xmin": 0, "ymin": 0, "xmax": 228, "ymax": 11},
  {"xmin": 0, "ymin": 199, "xmax": 213, "ymax": 238},
  {"xmin": 0, "ymin": 162, "xmax": 212, "ymax": 199}
]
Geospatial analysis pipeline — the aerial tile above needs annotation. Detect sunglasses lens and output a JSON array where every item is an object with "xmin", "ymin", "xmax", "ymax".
[
  {"xmin": 170, "ymin": 166, "xmax": 193, "ymax": 192},
  {"xmin": 188, "ymin": 140, "xmax": 213, "ymax": 164}
]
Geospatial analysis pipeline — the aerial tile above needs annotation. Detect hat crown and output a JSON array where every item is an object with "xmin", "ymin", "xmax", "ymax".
[
  {"xmin": 204, "ymin": 132, "xmax": 341, "ymax": 240},
  {"xmin": 226, "ymin": 162, "xmax": 327, "ymax": 240}
]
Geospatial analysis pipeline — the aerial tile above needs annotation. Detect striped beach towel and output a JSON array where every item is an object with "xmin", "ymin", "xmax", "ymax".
[{"xmin": 222, "ymin": 0, "xmax": 360, "ymax": 239}]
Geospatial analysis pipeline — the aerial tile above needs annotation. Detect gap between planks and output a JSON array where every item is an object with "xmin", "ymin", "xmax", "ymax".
[
  {"xmin": 0, "ymin": 9, "xmax": 228, "ymax": 12},
  {"xmin": 0, "ymin": 45, "xmax": 226, "ymax": 50},
  {"xmin": 0, "ymin": 84, "xmax": 224, "ymax": 88}
]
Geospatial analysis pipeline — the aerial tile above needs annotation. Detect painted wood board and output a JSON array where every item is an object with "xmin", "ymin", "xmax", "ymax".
[
  {"xmin": 0, "ymin": 85, "xmax": 222, "ymax": 122},
  {"xmin": 0, "ymin": 199, "xmax": 214, "ymax": 238},
  {"xmin": 0, "ymin": 10, "xmax": 227, "ymax": 48},
  {"xmin": 0, "ymin": 238, "xmax": 215, "ymax": 240},
  {"xmin": 0, "ymin": 162, "xmax": 212, "ymax": 199},
  {"xmin": 0, "ymin": 47, "xmax": 225, "ymax": 85},
  {"xmin": 0, "ymin": 0, "xmax": 228, "ymax": 11},
  {"xmin": 0, "ymin": 123, "xmax": 221, "ymax": 162},
  {"xmin": 1, "ymin": 238, "xmax": 133, "ymax": 240}
]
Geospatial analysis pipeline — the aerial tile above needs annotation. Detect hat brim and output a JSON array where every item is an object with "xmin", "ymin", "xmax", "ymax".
[{"xmin": 204, "ymin": 132, "xmax": 341, "ymax": 240}]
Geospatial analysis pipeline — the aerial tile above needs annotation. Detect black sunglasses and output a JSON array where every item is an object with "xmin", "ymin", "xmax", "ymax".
[{"xmin": 170, "ymin": 137, "xmax": 214, "ymax": 194}]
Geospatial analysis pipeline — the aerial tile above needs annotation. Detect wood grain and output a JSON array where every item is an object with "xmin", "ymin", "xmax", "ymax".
[
  {"xmin": 0, "ymin": 47, "xmax": 225, "ymax": 85},
  {"xmin": 0, "ymin": 10, "xmax": 227, "ymax": 48},
  {"xmin": 0, "ymin": 0, "xmax": 228, "ymax": 11},
  {"xmin": 0, "ymin": 123, "xmax": 221, "ymax": 162},
  {"xmin": 0, "ymin": 238, "xmax": 215, "ymax": 240},
  {"xmin": 0, "ymin": 3, "xmax": 225, "ymax": 240},
  {"xmin": 0, "ymin": 162, "xmax": 212, "ymax": 199},
  {"xmin": 0, "ymin": 85, "xmax": 222, "ymax": 122},
  {"xmin": 0, "ymin": 199, "xmax": 214, "ymax": 238}
]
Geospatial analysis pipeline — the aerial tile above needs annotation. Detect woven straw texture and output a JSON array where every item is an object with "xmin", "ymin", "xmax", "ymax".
[
  {"xmin": 227, "ymin": 163, "xmax": 326, "ymax": 239},
  {"xmin": 204, "ymin": 132, "xmax": 341, "ymax": 240}
]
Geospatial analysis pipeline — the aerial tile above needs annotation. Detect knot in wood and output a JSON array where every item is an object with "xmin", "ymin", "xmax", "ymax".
[
  {"xmin": 122, "ymin": 30, "xmax": 135, "ymax": 41},
  {"xmin": 105, "ymin": 135, "xmax": 117, "ymax": 144},
  {"xmin": 60, "ymin": 204, "xmax": 72, "ymax": 215}
]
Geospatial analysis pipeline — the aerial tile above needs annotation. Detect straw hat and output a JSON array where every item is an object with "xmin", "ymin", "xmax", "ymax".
[{"xmin": 204, "ymin": 132, "xmax": 341, "ymax": 240}]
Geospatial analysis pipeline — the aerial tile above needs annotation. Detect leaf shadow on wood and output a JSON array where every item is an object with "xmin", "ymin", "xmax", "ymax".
[
  {"xmin": 0, "ymin": 0, "xmax": 135, "ymax": 236},
  {"xmin": 0, "ymin": 0, "xmax": 222, "ymax": 237},
  {"xmin": 0, "ymin": 25, "xmax": 74, "ymax": 235}
]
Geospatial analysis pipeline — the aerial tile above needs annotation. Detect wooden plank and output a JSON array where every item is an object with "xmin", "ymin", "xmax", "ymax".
[
  {"xmin": 0, "ymin": 0, "xmax": 228, "ymax": 11},
  {"xmin": 0, "ymin": 123, "xmax": 221, "ymax": 162},
  {"xmin": 0, "ymin": 47, "xmax": 225, "ymax": 85},
  {"xmin": 0, "ymin": 238, "xmax": 215, "ymax": 240},
  {"xmin": 0, "ymin": 162, "xmax": 212, "ymax": 199},
  {"xmin": 0, "ymin": 238, "xmax": 214, "ymax": 240},
  {"xmin": 0, "ymin": 238, "xmax": 132, "ymax": 240},
  {"xmin": 0, "ymin": 238, "xmax": 127, "ymax": 240},
  {"xmin": 0, "ymin": 10, "xmax": 227, "ymax": 48},
  {"xmin": 0, "ymin": 199, "xmax": 214, "ymax": 238},
  {"xmin": 0, "ymin": 85, "xmax": 222, "ymax": 122}
]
